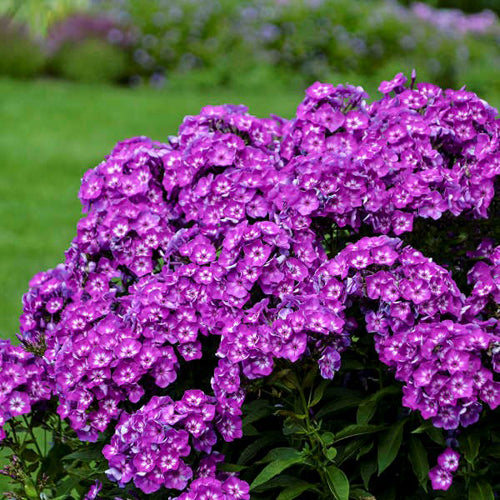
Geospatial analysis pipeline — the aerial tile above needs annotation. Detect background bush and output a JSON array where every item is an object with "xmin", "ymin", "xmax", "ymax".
[
  {"xmin": 45, "ymin": 13, "xmax": 135, "ymax": 84},
  {"xmin": 50, "ymin": 38, "xmax": 130, "ymax": 84},
  {"xmin": 0, "ymin": 18, "xmax": 45, "ymax": 79}
]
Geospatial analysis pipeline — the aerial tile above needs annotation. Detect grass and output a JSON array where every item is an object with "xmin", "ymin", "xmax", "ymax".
[{"xmin": 0, "ymin": 77, "xmax": 302, "ymax": 340}]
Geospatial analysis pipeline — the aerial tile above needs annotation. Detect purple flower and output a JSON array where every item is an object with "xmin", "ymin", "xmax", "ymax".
[
  {"xmin": 318, "ymin": 346, "xmax": 341, "ymax": 380},
  {"xmin": 437, "ymin": 448, "xmax": 460, "ymax": 472},
  {"xmin": 378, "ymin": 73, "xmax": 408, "ymax": 94},
  {"xmin": 429, "ymin": 466, "xmax": 453, "ymax": 490},
  {"xmin": 84, "ymin": 480, "xmax": 102, "ymax": 500}
]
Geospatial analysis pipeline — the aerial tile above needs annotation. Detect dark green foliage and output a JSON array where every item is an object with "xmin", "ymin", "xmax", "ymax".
[{"xmin": 223, "ymin": 347, "xmax": 500, "ymax": 498}]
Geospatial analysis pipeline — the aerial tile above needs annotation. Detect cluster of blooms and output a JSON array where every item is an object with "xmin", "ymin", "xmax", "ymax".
[
  {"xmin": 279, "ymin": 74, "xmax": 500, "ymax": 234},
  {"xmin": 175, "ymin": 476, "xmax": 250, "ymax": 500},
  {"xmin": 7, "ymin": 73, "xmax": 499, "ymax": 495},
  {"xmin": 429, "ymin": 448, "xmax": 460, "ymax": 491},
  {"xmin": 16, "ymin": 103, "xmax": 333, "ymax": 493},
  {"xmin": 411, "ymin": 2, "xmax": 498, "ymax": 35},
  {"xmin": 325, "ymin": 236, "xmax": 500, "ymax": 433},
  {"xmin": 84, "ymin": 480, "xmax": 102, "ymax": 500},
  {"xmin": 464, "ymin": 239, "xmax": 500, "ymax": 321},
  {"xmin": 102, "ymin": 391, "xmax": 244, "ymax": 495},
  {"xmin": 0, "ymin": 340, "xmax": 52, "ymax": 440}
]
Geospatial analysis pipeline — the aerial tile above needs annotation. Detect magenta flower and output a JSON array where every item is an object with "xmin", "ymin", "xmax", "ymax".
[{"xmin": 429, "ymin": 466, "xmax": 453, "ymax": 490}]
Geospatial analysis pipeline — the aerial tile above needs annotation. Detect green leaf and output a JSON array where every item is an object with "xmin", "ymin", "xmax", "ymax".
[
  {"xmin": 218, "ymin": 463, "xmax": 247, "ymax": 472},
  {"xmin": 54, "ymin": 475, "xmax": 81, "ymax": 498},
  {"xmin": 357, "ymin": 387, "xmax": 400, "ymax": 425},
  {"xmin": 468, "ymin": 480, "xmax": 494, "ymax": 500},
  {"xmin": 325, "ymin": 465, "xmax": 350, "ymax": 500},
  {"xmin": 463, "ymin": 433, "xmax": 481, "ymax": 465},
  {"xmin": 237, "ymin": 433, "xmax": 282, "ymax": 465},
  {"xmin": 23, "ymin": 481, "xmax": 39, "ymax": 499},
  {"xmin": 250, "ymin": 448, "xmax": 303, "ymax": 490},
  {"xmin": 41, "ymin": 441, "xmax": 72, "ymax": 478},
  {"xmin": 350, "ymin": 489, "xmax": 376, "ymax": 500},
  {"xmin": 27, "ymin": 462, "xmax": 39, "ymax": 473},
  {"xmin": 62, "ymin": 443, "xmax": 104, "ymax": 462},
  {"xmin": 316, "ymin": 398, "xmax": 362, "ymax": 419},
  {"xmin": 408, "ymin": 436, "xmax": 429, "ymax": 492},
  {"xmin": 302, "ymin": 365, "xmax": 319, "ymax": 389},
  {"xmin": 411, "ymin": 416, "xmax": 445, "ymax": 446},
  {"xmin": 310, "ymin": 380, "xmax": 330, "ymax": 407},
  {"xmin": 361, "ymin": 459, "xmax": 377, "ymax": 489},
  {"xmin": 282, "ymin": 419, "xmax": 305, "ymax": 436},
  {"xmin": 325, "ymin": 447, "xmax": 338, "ymax": 461},
  {"xmin": 261, "ymin": 447, "xmax": 303, "ymax": 463},
  {"xmin": 272, "ymin": 369, "xmax": 300, "ymax": 391},
  {"xmin": 22, "ymin": 448, "xmax": 39, "ymax": 462},
  {"xmin": 252, "ymin": 475, "xmax": 307, "ymax": 492},
  {"xmin": 242, "ymin": 423, "xmax": 259, "ymax": 436},
  {"xmin": 336, "ymin": 439, "xmax": 369, "ymax": 465},
  {"xmin": 377, "ymin": 418, "xmax": 406, "ymax": 474},
  {"xmin": 357, "ymin": 400, "xmax": 377, "ymax": 425},
  {"xmin": 411, "ymin": 420, "xmax": 433, "ymax": 434},
  {"xmin": 242, "ymin": 399, "xmax": 272, "ymax": 427},
  {"xmin": 356, "ymin": 441, "xmax": 374, "ymax": 460},
  {"xmin": 424, "ymin": 425, "xmax": 445, "ymax": 446},
  {"xmin": 276, "ymin": 480, "xmax": 318, "ymax": 500},
  {"xmin": 321, "ymin": 431, "xmax": 335, "ymax": 446},
  {"xmin": 334, "ymin": 424, "xmax": 386, "ymax": 443}
]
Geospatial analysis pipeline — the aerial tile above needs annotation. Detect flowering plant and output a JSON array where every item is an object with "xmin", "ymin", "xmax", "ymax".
[{"xmin": 1, "ymin": 72, "xmax": 499, "ymax": 499}]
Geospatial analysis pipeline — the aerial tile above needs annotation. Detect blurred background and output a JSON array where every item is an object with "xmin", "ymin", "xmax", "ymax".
[{"xmin": 0, "ymin": 0, "xmax": 499, "ymax": 338}]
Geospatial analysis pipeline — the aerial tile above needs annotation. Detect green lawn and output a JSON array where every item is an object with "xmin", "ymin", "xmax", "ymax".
[{"xmin": 0, "ymin": 78, "xmax": 302, "ymax": 340}]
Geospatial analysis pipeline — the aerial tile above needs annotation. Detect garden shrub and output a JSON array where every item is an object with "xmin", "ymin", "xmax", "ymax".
[
  {"xmin": 50, "ymin": 38, "xmax": 130, "ymax": 84},
  {"xmin": 3, "ymin": 0, "xmax": 500, "ymax": 92},
  {"xmin": 1, "ymin": 73, "xmax": 499, "ymax": 499},
  {"xmin": 45, "ymin": 12, "xmax": 135, "ymax": 85},
  {"xmin": 0, "ymin": 18, "xmax": 45, "ymax": 79},
  {"xmin": 46, "ymin": 13, "xmax": 135, "ymax": 53}
]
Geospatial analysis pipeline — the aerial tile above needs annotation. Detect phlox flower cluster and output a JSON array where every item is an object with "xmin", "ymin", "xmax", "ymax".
[
  {"xmin": 279, "ymin": 74, "xmax": 499, "ymax": 235},
  {"xmin": 6, "ymin": 73, "xmax": 499, "ymax": 495},
  {"xmin": 102, "ymin": 390, "xmax": 250, "ymax": 497},
  {"xmin": 465, "ymin": 238, "xmax": 500, "ymax": 322},
  {"xmin": 0, "ymin": 340, "xmax": 52, "ymax": 440},
  {"xmin": 429, "ymin": 448, "xmax": 460, "ymax": 490},
  {"xmin": 328, "ymin": 236, "xmax": 500, "ymax": 432}
]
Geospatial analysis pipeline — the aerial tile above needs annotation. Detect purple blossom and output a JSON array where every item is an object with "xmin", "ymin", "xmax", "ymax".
[
  {"xmin": 12, "ymin": 74, "xmax": 500, "ymax": 495},
  {"xmin": 0, "ymin": 340, "xmax": 52, "ymax": 440},
  {"xmin": 429, "ymin": 465, "xmax": 453, "ymax": 490}
]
